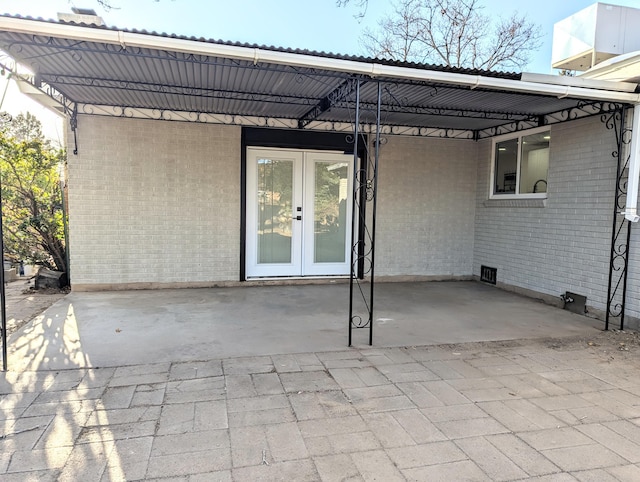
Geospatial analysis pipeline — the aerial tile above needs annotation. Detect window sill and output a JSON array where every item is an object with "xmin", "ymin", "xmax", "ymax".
[{"xmin": 483, "ymin": 198, "xmax": 547, "ymax": 208}]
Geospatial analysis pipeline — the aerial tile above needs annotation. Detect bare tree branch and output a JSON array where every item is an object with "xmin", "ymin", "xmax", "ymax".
[
  {"xmin": 360, "ymin": 0, "xmax": 427, "ymax": 62},
  {"xmin": 336, "ymin": 0, "xmax": 369, "ymax": 19},
  {"xmin": 359, "ymin": 0, "xmax": 542, "ymax": 71}
]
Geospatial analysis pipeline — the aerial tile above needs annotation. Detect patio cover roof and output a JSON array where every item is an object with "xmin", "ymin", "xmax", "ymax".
[{"xmin": 0, "ymin": 14, "xmax": 639, "ymax": 140}]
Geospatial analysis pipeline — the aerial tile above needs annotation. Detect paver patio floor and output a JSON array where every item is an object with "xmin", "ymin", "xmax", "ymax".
[{"xmin": 3, "ymin": 328, "xmax": 640, "ymax": 481}]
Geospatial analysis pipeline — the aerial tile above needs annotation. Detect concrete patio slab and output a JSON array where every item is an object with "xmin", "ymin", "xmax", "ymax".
[{"xmin": 6, "ymin": 281, "xmax": 602, "ymax": 371}]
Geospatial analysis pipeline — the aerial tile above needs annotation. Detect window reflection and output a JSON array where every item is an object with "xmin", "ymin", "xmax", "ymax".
[
  {"xmin": 493, "ymin": 130, "xmax": 550, "ymax": 196},
  {"xmin": 257, "ymin": 158, "xmax": 293, "ymax": 264},
  {"xmin": 314, "ymin": 161, "xmax": 348, "ymax": 263}
]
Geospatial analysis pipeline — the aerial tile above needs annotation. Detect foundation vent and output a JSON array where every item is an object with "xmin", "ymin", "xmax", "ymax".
[
  {"xmin": 561, "ymin": 291, "xmax": 587, "ymax": 315},
  {"xmin": 480, "ymin": 265, "xmax": 497, "ymax": 285}
]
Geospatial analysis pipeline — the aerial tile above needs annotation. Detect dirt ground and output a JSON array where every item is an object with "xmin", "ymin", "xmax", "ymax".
[
  {"xmin": 3, "ymin": 278, "xmax": 68, "ymax": 336},
  {"xmin": 437, "ymin": 326, "xmax": 640, "ymax": 366},
  {"xmin": 550, "ymin": 327, "xmax": 640, "ymax": 362}
]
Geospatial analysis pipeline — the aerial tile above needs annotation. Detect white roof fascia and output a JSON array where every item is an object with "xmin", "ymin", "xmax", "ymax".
[
  {"xmin": 521, "ymin": 72, "xmax": 637, "ymax": 93},
  {"xmin": 2, "ymin": 16, "xmax": 640, "ymax": 104}
]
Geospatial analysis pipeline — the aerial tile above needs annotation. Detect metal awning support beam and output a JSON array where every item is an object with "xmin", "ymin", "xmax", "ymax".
[
  {"xmin": 69, "ymin": 103, "xmax": 475, "ymax": 139},
  {"xmin": 43, "ymin": 73, "xmax": 320, "ymax": 107},
  {"xmin": 298, "ymin": 77, "xmax": 359, "ymax": 128},
  {"xmin": 335, "ymin": 100, "xmax": 534, "ymax": 122}
]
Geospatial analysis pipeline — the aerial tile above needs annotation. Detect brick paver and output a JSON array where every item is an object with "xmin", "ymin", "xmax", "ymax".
[{"xmin": 2, "ymin": 330, "xmax": 640, "ymax": 480}]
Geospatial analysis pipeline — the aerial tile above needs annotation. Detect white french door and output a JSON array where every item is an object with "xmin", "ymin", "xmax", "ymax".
[{"xmin": 246, "ymin": 148, "xmax": 354, "ymax": 278}]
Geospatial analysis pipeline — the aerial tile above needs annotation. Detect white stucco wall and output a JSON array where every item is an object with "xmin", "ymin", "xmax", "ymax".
[
  {"xmin": 375, "ymin": 136, "xmax": 478, "ymax": 277},
  {"xmin": 68, "ymin": 116, "xmax": 241, "ymax": 289},
  {"xmin": 473, "ymin": 115, "xmax": 640, "ymax": 319}
]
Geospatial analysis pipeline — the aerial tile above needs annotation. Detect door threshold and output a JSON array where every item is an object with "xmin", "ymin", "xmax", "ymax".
[
  {"xmin": 246, "ymin": 276, "xmax": 350, "ymax": 281},
  {"xmin": 244, "ymin": 276, "xmax": 351, "ymax": 285}
]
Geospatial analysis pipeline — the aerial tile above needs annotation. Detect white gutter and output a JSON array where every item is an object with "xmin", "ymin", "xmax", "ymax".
[
  {"xmin": 623, "ymin": 105, "xmax": 640, "ymax": 222},
  {"xmin": 2, "ymin": 16, "xmax": 640, "ymax": 104}
]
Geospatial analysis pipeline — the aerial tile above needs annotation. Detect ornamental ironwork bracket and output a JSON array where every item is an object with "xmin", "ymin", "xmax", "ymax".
[
  {"xmin": 476, "ymin": 101, "xmax": 627, "ymax": 140},
  {"xmin": 298, "ymin": 77, "xmax": 360, "ymax": 129},
  {"xmin": 68, "ymin": 103, "xmax": 78, "ymax": 155}
]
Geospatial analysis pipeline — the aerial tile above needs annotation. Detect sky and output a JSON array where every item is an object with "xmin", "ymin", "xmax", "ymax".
[{"xmin": 1, "ymin": 0, "xmax": 640, "ymax": 138}]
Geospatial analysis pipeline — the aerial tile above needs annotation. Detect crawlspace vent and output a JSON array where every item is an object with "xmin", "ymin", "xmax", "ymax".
[{"xmin": 480, "ymin": 265, "xmax": 497, "ymax": 285}]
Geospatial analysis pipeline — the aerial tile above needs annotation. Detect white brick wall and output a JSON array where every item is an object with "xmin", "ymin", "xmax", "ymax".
[
  {"xmin": 66, "ymin": 113, "xmax": 639, "ymax": 320},
  {"xmin": 473, "ymin": 115, "xmax": 640, "ymax": 319},
  {"xmin": 68, "ymin": 116, "xmax": 241, "ymax": 287},
  {"xmin": 375, "ymin": 136, "xmax": 477, "ymax": 277}
]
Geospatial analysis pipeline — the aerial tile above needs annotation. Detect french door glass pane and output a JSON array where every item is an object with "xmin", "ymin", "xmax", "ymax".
[
  {"xmin": 314, "ymin": 161, "xmax": 349, "ymax": 263},
  {"xmin": 257, "ymin": 158, "xmax": 293, "ymax": 264}
]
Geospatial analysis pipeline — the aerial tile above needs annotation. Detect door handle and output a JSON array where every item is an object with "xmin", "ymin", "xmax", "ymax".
[{"xmin": 295, "ymin": 215, "xmax": 302, "ymax": 221}]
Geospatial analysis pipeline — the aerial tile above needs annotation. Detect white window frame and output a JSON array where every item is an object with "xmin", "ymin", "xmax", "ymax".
[{"xmin": 489, "ymin": 126, "xmax": 551, "ymax": 200}]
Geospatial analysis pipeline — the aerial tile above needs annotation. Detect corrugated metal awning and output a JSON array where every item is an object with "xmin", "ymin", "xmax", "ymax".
[{"xmin": 0, "ymin": 15, "xmax": 638, "ymax": 139}]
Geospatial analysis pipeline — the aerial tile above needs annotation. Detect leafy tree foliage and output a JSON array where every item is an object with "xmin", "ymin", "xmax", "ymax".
[
  {"xmin": 355, "ymin": 0, "xmax": 542, "ymax": 71},
  {"xmin": 0, "ymin": 113, "xmax": 67, "ymax": 274}
]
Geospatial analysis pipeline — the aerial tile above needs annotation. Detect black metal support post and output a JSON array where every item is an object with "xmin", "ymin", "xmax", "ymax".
[
  {"xmin": 0, "ymin": 173, "xmax": 7, "ymax": 371},
  {"xmin": 605, "ymin": 107, "xmax": 632, "ymax": 331},
  {"xmin": 348, "ymin": 80, "xmax": 382, "ymax": 347},
  {"xmin": 0, "ymin": 112, "xmax": 9, "ymax": 371},
  {"xmin": 368, "ymin": 82, "xmax": 382, "ymax": 346},
  {"xmin": 348, "ymin": 79, "xmax": 361, "ymax": 347}
]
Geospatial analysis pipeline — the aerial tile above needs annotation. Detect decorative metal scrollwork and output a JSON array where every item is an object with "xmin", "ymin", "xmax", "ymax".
[
  {"xmin": 477, "ymin": 101, "xmax": 625, "ymax": 140},
  {"xmin": 348, "ymin": 80, "xmax": 385, "ymax": 346},
  {"xmin": 604, "ymin": 107, "xmax": 632, "ymax": 330},
  {"xmin": 69, "ymin": 104, "xmax": 78, "ymax": 155}
]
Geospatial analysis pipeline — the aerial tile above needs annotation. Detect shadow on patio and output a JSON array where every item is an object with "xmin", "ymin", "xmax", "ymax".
[{"xmin": 7, "ymin": 281, "xmax": 603, "ymax": 371}]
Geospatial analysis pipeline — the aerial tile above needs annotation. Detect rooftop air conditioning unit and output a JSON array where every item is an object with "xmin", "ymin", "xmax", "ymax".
[{"xmin": 552, "ymin": 2, "xmax": 640, "ymax": 72}]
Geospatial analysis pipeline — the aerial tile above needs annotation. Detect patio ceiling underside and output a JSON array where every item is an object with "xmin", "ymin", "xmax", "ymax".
[{"xmin": 0, "ymin": 27, "xmax": 631, "ymax": 139}]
